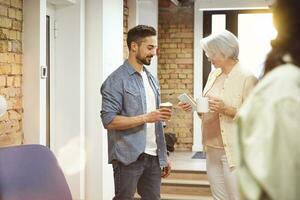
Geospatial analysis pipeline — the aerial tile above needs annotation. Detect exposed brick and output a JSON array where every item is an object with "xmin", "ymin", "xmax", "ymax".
[
  {"xmin": 182, "ymin": 38, "xmax": 193, "ymax": 43},
  {"xmin": 123, "ymin": 0, "xmax": 128, "ymax": 60},
  {"xmin": 0, "ymin": 64, "xmax": 10, "ymax": 74},
  {"xmin": 11, "ymin": 53, "xmax": 22, "ymax": 64},
  {"xmin": 0, "ymin": 52, "xmax": 9, "ymax": 62},
  {"xmin": 170, "ymin": 74, "xmax": 178, "ymax": 79},
  {"xmin": 0, "ymin": 40, "xmax": 8, "ymax": 52},
  {"xmin": 178, "ymin": 74, "xmax": 186, "ymax": 79},
  {"xmin": 0, "ymin": 5, "xmax": 7, "ymax": 16},
  {"xmin": 15, "ymin": 9, "xmax": 22, "ymax": 20},
  {"xmin": 10, "ymin": 0, "xmax": 22, "ymax": 9},
  {"xmin": 6, "ymin": 75, "xmax": 13, "ymax": 86},
  {"xmin": 0, "ymin": 75, "xmax": 5, "ymax": 86},
  {"xmin": 0, "ymin": 16, "xmax": 11, "ymax": 28},
  {"xmin": 8, "ymin": 30, "xmax": 16, "ymax": 39},
  {"xmin": 9, "ymin": 41, "xmax": 21, "ymax": 53},
  {"xmin": 12, "ymin": 20, "xmax": 22, "ymax": 31},
  {"xmin": 8, "ymin": 8, "xmax": 16, "ymax": 19},
  {"xmin": 11, "ymin": 63, "xmax": 21, "ymax": 74},
  {"xmin": 13, "ymin": 75, "xmax": 21, "ymax": 87},
  {"xmin": 0, "ymin": 111, "xmax": 8, "ymax": 121},
  {"xmin": 8, "ymin": 110, "xmax": 21, "ymax": 120},
  {"xmin": 175, "ymin": 58, "xmax": 193, "ymax": 64},
  {"xmin": 16, "ymin": 30, "xmax": 21, "ymax": 40},
  {"xmin": 182, "ymin": 79, "xmax": 193, "ymax": 84},
  {"xmin": 159, "ymin": 2, "xmax": 194, "ymax": 150},
  {"xmin": 0, "ymin": 0, "xmax": 10, "ymax": 6}
]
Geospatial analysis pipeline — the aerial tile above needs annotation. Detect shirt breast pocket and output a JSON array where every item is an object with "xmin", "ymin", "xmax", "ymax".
[{"xmin": 124, "ymin": 86, "xmax": 141, "ymax": 114}]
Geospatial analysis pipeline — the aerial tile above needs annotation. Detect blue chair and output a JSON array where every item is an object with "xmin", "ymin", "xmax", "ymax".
[{"xmin": 0, "ymin": 144, "xmax": 72, "ymax": 200}]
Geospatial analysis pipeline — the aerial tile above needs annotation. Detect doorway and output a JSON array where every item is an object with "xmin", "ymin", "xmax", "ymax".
[
  {"xmin": 202, "ymin": 10, "xmax": 277, "ymax": 87},
  {"xmin": 46, "ymin": 3, "xmax": 56, "ymax": 149}
]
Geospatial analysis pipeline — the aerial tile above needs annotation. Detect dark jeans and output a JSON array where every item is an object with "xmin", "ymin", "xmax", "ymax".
[{"xmin": 112, "ymin": 153, "xmax": 161, "ymax": 200}]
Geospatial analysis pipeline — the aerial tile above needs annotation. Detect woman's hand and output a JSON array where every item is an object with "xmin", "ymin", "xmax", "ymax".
[
  {"xmin": 208, "ymin": 97, "xmax": 237, "ymax": 118},
  {"xmin": 208, "ymin": 97, "xmax": 226, "ymax": 113},
  {"xmin": 177, "ymin": 102, "xmax": 192, "ymax": 112}
]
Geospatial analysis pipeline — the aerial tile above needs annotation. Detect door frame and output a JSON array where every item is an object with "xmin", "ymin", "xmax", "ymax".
[
  {"xmin": 202, "ymin": 9, "xmax": 270, "ymax": 87},
  {"xmin": 46, "ymin": 3, "xmax": 56, "ymax": 151}
]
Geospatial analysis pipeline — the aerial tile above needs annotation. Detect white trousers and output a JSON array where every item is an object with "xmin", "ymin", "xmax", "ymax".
[{"xmin": 206, "ymin": 147, "xmax": 239, "ymax": 200}]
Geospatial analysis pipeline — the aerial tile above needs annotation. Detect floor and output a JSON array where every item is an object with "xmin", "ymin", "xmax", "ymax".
[{"xmin": 168, "ymin": 151, "xmax": 207, "ymax": 171}]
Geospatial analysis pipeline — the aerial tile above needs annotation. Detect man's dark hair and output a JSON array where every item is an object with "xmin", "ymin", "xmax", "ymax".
[{"xmin": 127, "ymin": 25, "xmax": 156, "ymax": 51}]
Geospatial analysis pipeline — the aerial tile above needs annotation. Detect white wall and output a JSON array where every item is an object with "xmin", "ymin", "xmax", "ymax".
[
  {"xmin": 198, "ymin": 0, "xmax": 273, "ymax": 10},
  {"xmin": 23, "ymin": 0, "xmax": 47, "ymax": 145},
  {"xmin": 47, "ymin": 0, "xmax": 76, "ymax": 7},
  {"xmin": 85, "ymin": 1, "xmax": 102, "ymax": 199},
  {"xmin": 48, "ymin": 0, "xmax": 86, "ymax": 199},
  {"xmin": 192, "ymin": 0, "xmax": 203, "ymax": 152},
  {"xmin": 24, "ymin": 0, "xmax": 85, "ymax": 199},
  {"xmin": 24, "ymin": 0, "xmax": 126, "ymax": 199},
  {"xmin": 85, "ymin": 0, "xmax": 123, "ymax": 199},
  {"xmin": 136, "ymin": 0, "xmax": 158, "ymax": 77}
]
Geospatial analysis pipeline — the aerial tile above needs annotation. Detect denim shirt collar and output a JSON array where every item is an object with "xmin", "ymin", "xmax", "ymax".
[{"xmin": 123, "ymin": 59, "xmax": 151, "ymax": 77}]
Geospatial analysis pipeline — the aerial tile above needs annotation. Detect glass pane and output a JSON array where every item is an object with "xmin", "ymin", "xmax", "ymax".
[
  {"xmin": 211, "ymin": 14, "xmax": 226, "ymax": 70},
  {"xmin": 212, "ymin": 14, "xmax": 226, "ymax": 34},
  {"xmin": 238, "ymin": 13, "xmax": 277, "ymax": 78}
]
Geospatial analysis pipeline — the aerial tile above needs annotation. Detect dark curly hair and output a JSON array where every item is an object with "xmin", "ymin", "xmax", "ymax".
[
  {"xmin": 264, "ymin": 0, "xmax": 300, "ymax": 75},
  {"xmin": 126, "ymin": 25, "xmax": 156, "ymax": 51}
]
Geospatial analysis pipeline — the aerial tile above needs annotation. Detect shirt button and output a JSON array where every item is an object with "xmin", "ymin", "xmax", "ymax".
[{"xmin": 221, "ymin": 130, "xmax": 224, "ymax": 133}]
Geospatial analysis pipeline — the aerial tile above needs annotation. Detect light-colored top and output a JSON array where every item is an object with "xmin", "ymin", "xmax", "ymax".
[
  {"xmin": 141, "ymin": 70, "xmax": 157, "ymax": 156},
  {"xmin": 202, "ymin": 73, "xmax": 226, "ymax": 148},
  {"xmin": 202, "ymin": 62, "xmax": 258, "ymax": 167},
  {"xmin": 236, "ymin": 63, "xmax": 300, "ymax": 200}
]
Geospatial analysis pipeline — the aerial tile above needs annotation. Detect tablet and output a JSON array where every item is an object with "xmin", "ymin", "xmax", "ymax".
[{"xmin": 177, "ymin": 93, "xmax": 197, "ymax": 111}]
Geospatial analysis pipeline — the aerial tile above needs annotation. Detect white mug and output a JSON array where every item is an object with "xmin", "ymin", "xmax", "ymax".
[{"xmin": 196, "ymin": 97, "xmax": 209, "ymax": 113}]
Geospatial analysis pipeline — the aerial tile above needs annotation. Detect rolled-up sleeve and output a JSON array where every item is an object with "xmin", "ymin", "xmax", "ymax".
[{"xmin": 100, "ymin": 77, "xmax": 123, "ymax": 128}]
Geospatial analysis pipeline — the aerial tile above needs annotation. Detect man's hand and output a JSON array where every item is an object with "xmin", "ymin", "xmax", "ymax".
[
  {"xmin": 144, "ymin": 108, "xmax": 172, "ymax": 123},
  {"xmin": 161, "ymin": 159, "xmax": 172, "ymax": 178},
  {"xmin": 177, "ymin": 102, "xmax": 193, "ymax": 112}
]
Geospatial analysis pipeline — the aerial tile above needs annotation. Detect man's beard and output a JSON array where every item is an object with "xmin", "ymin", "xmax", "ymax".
[{"xmin": 136, "ymin": 54, "xmax": 153, "ymax": 66}]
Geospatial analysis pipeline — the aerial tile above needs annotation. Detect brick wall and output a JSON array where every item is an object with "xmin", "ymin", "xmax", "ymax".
[
  {"xmin": 158, "ymin": 0, "xmax": 194, "ymax": 151},
  {"xmin": 123, "ymin": 0, "xmax": 129, "ymax": 59},
  {"xmin": 0, "ymin": 0, "xmax": 23, "ymax": 147}
]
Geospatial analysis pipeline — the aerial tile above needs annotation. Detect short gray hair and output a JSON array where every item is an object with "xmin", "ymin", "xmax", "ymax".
[{"xmin": 201, "ymin": 30, "xmax": 239, "ymax": 60}]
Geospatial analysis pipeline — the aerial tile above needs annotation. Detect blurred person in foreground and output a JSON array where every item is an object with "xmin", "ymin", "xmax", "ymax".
[{"xmin": 236, "ymin": 0, "xmax": 300, "ymax": 199}]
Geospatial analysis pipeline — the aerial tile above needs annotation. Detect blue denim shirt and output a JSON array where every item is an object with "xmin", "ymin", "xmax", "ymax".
[{"xmin": 101, "ymin": 60, "xmax": 168, "ymax": 167}]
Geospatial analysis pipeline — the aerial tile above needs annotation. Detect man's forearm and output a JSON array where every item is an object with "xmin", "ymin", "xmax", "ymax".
[{"xmin": 106, "ymin": 115, "xmax": 147, "ymax": 131}]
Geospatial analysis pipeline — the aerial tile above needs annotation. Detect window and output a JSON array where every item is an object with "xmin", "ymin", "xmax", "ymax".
[{"xmin": 203, "ymin": 10, "xmax": 276, "ymax": 87}]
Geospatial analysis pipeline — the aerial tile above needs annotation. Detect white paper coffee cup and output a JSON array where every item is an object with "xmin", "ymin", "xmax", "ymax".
[
  {"xmin": 159, "ymin": 102, "xmax": 173, "ymax": 127},
  {"xmin": 196, "ymin": 97, "xmax": 209, "ymax": 113},
  {"xmin": 159, "ymin": 102, "xmax": 173, "ymax": 109}
]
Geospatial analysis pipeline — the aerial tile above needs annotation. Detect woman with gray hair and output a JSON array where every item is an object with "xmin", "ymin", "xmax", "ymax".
[{"xmin": 179, "ymin": 30, "xmax": 257, "ymax": 200}]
